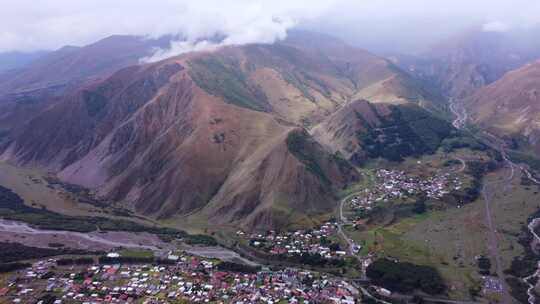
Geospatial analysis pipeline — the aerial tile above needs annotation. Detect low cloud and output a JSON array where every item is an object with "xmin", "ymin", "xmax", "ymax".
[
  {"xmin": 0, "ymin": 0, "xmax": 332, "ymax": 56},
  {"xmin": 482, "ymin": 21, "xmax": 511, "ymax": 32},
  {"xmin": 141, "ymin": 12, "xmax": 298, "ymax": 62},
  {"xmin": 0, "ymin": 0, "xmax": 539, "ymax": 57}
]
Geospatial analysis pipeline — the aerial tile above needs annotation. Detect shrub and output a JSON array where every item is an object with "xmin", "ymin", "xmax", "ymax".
[{"xmin": 366, "ymin": 259, "xmax": 446, "ymax": 294}]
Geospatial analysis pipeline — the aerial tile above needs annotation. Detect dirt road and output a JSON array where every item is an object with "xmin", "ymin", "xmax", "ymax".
[
  {"xmin": 338, "ymin": 193, "xmax": 357, "ymax": 255},
  {"xmin": 450, "ymin": 97, "xmax": 513, "ymax": 303}
]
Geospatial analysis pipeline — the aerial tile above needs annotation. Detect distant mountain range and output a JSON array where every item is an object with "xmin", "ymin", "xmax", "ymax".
[
  {"xmin": 391, "ymin": 26, "xmax": 540, "ymax": 157},
  {"xmin": 0, "ymin": 51, "xmax": 49, "ymax": 73},
  {"xmin": 393, "ymin": 26, "xmax": 540, "ymax": 99}
]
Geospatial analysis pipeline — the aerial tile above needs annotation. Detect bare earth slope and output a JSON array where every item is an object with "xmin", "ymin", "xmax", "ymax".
[
  {"xmin": 396, "ymin": 27, "xmax": 540, "ymax": 99},
  {"xmin": 312, "ymin": 99, "xmax": 454, "ymax": 164},
  {"xmin": 468, "ymin": 60, "xmax": 540, "ymax": 152},
  {"xmin": 0, "ymin": 35, "xmax": 171, "ymax": 133},
  {"xmin": 0, "ymin": 35, "xmax": 446, "ymax": 231}
]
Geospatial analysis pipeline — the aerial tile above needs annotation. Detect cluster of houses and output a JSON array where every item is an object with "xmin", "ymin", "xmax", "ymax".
[
  {"xmin": 238, "ymin": 223, "xmax": 348, "ymax": 260},
  {"xmin": 1, "ymin": 252, "xmax": 359, "ymax": 303},
  {"xmin": 348, "ymin": 169, "xmax": 463, "ymax": 215}
]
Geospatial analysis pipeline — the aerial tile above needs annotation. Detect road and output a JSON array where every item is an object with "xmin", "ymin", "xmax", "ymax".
[
  {"xmin": 449, "ymin": 97, "xmax": 540, "ymax": 304},
  {"xmin": 450, "ymin": 97, "xmax": 512, "ymax": 303},
  {"xmin": 338, "ymin": 192, "xmax": 359, "ymax": 255},
  {"xmin": 479, "ymin": 132, "xmax": 540, "ymax": 304},
  {"xmin": 336, "ymin": 98, "xmax": 539, "ymax": 303}
]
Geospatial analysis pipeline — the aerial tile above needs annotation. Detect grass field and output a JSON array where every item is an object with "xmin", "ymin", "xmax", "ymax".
[
  {"xmin": 345, "ymin": 165, "xmax": 539, "ymax": 301},
  {"xmin": 119, "ymin": 249, "xmax": 155, "ymax": 259},
  {"xmin": 341, "ymin": 148, "xmax": 539, "ymax": 301}
]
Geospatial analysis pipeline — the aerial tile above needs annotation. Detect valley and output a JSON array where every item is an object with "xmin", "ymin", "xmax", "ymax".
[{"xmin": 0, "ymin": 20, "xmax": 540, "ymax": 304}]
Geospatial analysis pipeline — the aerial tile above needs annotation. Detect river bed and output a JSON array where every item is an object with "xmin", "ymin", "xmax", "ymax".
[{"xmin": 0, "ymin": 219, "xmax": 257, "ymax": 265}]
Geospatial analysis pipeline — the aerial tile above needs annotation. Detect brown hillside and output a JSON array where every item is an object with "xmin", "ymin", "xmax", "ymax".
[
  {"xmin": 0, "ymin": 35, "xmax": 445, "ymax": 230},
  {"xmin": 468, "ymin": 60, "xmax": 540, "ymax": 152}
]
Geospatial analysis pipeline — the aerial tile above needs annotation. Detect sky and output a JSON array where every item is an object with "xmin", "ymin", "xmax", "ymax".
[{"xmin": 1, "ymin": 0, "xmax": 539, "ymax": 57}]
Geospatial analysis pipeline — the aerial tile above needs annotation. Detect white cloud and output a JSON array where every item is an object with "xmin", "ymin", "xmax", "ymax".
[
  {"xmin": 140, "ymin": 3, "xmax": 301, "ymax": 62},
  {"xmin": 482, "ymin": 21, "xmax": 510, "ymax": 32},
  {"xmin": 0, "ymin": 0, "xmax": 334, "ymax": 55},
  {"xmin": 0, "ymin": 0, "xmax": 539, "ymax": 57}
]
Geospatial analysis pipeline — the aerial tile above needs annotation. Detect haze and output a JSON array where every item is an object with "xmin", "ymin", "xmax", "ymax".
[{"xmin": 2, "ymin": 0, "xmax": 540, "ymax": 57}]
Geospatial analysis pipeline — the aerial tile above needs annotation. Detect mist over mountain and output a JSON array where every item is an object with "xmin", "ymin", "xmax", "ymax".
[
  {"xmin": 2, "ymin": 2, "xmax": 540, "ymax": 303},
  {"xmin": 0, "ymin": 51, "xmax": 48, "ymax": 73}
]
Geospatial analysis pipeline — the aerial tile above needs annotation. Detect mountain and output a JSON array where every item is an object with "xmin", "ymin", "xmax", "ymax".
[
  {"xmin": 312, "ymin": 99, "xmax": 454, "ymax": 164},
  {"xmin": 0, "ymin": 51, "xmax": 49, "ymax": 73},
  {"xmin": 394, "ymin": 26, "xmax": 540, "ymax": 99},
  {"xmin": 0, "ymin": 35, "xmax": 171, "ymax": 95},
  {"xmin": 0, "ymin": 33, "xmax": 446, "ymax": 230},
  {"xmin": 467, "ymin": 60, "xmax": 540, "ymax": 152},
  {"xmin": 0, "ymin": 35, "xmax": 171, "ymax": 133}
]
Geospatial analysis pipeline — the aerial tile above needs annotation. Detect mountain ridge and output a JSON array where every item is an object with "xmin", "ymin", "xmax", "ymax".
[{"xmin": 0, "ymin": 32, "xmax": 450, "ymax": 230}]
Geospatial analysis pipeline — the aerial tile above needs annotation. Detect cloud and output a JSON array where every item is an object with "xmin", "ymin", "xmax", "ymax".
[
  {"xmin": 482, "ymin": 21, "xmax": 510, "ymax": 33},
  {"xmin": 140, "ymin": 3, "xmax": 302, "ymax": 62},
  {"xmin": 0, "ymin": 0, "xmax": 334, "ymax": 56},
  {"xmin": 0, "ymin": 0, "xmax": 539, "ymax": 57}
]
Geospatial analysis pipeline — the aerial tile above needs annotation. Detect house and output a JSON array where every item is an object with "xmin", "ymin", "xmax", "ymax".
[{"xmin": 106, "ymin": 252, "xmax": 120, "ymax": 258}]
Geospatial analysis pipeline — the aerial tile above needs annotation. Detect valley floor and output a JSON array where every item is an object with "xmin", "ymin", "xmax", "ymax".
[{"xmin": 1, "ymin": 146, "xmax": 540, "ymax": 303}]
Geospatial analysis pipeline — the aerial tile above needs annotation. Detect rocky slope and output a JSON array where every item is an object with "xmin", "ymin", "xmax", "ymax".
[
  {"xmin": 0, "ymin": 35, "xmax": 171, "ymax": 132},
  {"xmin": 0, "ymin": 33, "xmax": 447, "ymax": 230},
  {"xmin": 467, "ymin": 60, "xmax": 540, "ymax": 152}
]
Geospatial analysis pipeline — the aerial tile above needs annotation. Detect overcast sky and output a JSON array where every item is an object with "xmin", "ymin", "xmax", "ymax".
[{"xmin": 1, "ymin": 0, "xmax": 539, "ymax": 57}]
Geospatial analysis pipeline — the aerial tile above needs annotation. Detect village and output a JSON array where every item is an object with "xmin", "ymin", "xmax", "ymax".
[
  {"xmin": 0, "ymin": 250, "xmax": 360, "ymax": 304},
  {"xmin": 347, "ymin": 169, "xmax": 463, "ymax": 218},
  {"xmin": 238, "ymin": 223, "xmax": 350, "ymax": 262}
]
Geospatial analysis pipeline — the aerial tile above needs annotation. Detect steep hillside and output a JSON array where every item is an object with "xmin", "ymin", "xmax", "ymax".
[
  {"xmin": 285, "ymin": 31, "xmax": 446, "ymax": 114},
  {"xmin": 0, "ymin": 43, "xmax": 365, "ymax": 231},
  {"xmin": 0, "ymin": 35, "xmax": 171, "ymax": 95},
  {"xmin": 0, "ymin": 51, "xmax": 49, "ymax": 73},
  {"xmin": 395, "ymin": 27, "xmax": 540, "ymax": 99},
  {"xmin": 312, "ymin": 100, "xmax": 454, "ymax": 164},
  {"xmin": 0, "ymin": 36, "xmax": 171, "ymax": 133},
  {"xmin": 0, "ymin": 33, "xmax": 449, "ymax": 231},
  {"xmin": 467, "ymin": 60, "xmax": 540, "ymax": 152}
]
